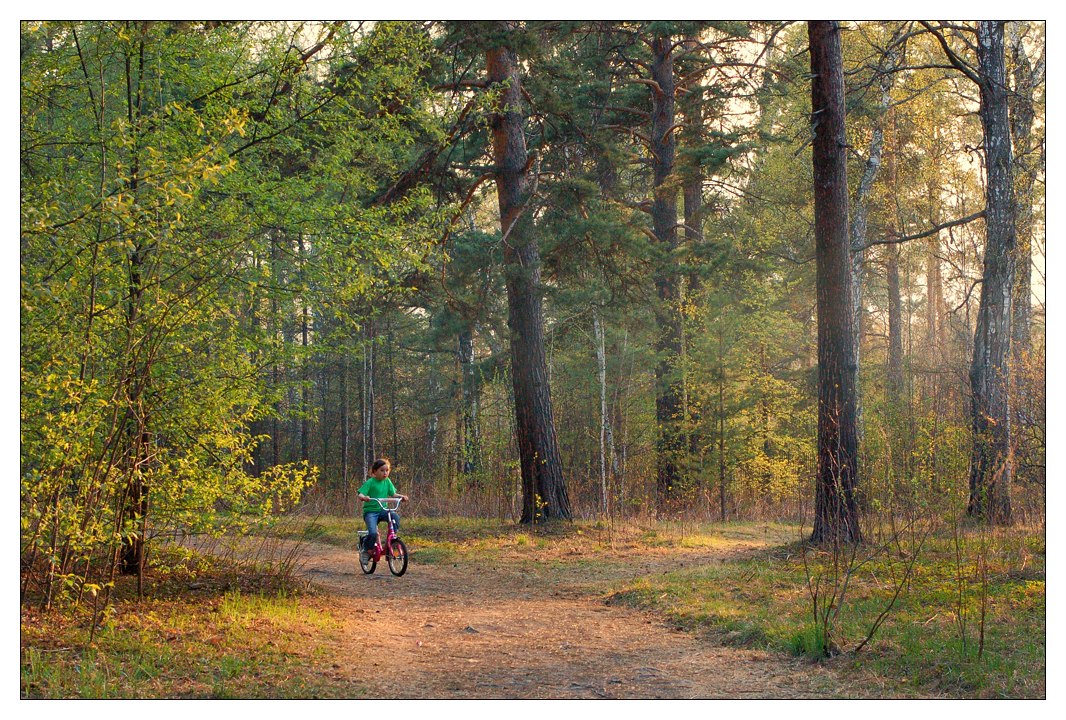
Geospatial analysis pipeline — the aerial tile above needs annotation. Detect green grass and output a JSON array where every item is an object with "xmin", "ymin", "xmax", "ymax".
[
  {"xmin": 21, "ymin": 550, "xmax": 364, "ymax": 699},
  {"xmin": 605, "ymin": 523, "xmax": 1045, "ymax": 698}
]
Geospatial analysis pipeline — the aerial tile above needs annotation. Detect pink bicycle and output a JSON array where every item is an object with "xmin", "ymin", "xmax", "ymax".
[{"xmin": 357, "ymin": 498, "xmax": 408, "ymax": 576}]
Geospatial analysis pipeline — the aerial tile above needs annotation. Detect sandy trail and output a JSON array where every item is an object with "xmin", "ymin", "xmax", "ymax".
[{"xmin": 274, "ymin": 539, "xmax": 847, "ymax": 699}]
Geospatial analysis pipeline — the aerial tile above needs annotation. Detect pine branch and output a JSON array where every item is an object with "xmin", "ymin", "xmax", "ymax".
[{"xmin": 863, "ymin": 210, "xmax": 986, "ymax": 249}]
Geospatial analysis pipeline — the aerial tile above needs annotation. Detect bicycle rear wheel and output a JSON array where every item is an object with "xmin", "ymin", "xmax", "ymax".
[
  {"xmin": 359, "ymin": 542, "xmax": 377, "ymax": 574},
  {"xmin": 387, "ymin": 538, "xmax": 408, "ymax": 576}
]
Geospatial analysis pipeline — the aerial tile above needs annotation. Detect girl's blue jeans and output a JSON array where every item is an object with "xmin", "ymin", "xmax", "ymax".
[{"xmin": 363, "ymin": 510, "xmax": 400, "ymax": 548}]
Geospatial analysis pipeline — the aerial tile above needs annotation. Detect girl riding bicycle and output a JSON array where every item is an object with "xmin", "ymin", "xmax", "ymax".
[{"xmin": 357, "ymin": 458, "xmax": 408, "ymax": 563}]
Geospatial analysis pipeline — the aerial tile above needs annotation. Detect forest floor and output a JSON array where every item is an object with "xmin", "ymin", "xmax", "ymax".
[
  {"xmin": 22, "ymin": 517, "xmax": 1044, "ymax": 699},
  {"xmin": 219, "ymin": 528, "xmax": 857, "ymax": 699}
]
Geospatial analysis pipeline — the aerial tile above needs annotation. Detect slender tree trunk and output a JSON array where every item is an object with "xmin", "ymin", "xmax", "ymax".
[
  {"xmin": 364, "ymin": 318, "xmax": 376, "ymax": 466},
  {"xmin": 299, "ymin": 237, "xmax": 310, "ymax": 463},
  {"xmin": 886, "ymin": 243, "xmax": 905, "ymax": 401},
  {"xmin": 458, "ymin": 325, "xmax": 482, "ymax": 476},
  {"xmin": 681, "ymin": 63, "xmax": 705, "ymax": 463},
  {"xmin": 120, "ymin": 30, "xmax": 151, "ymax": 578},
  {"xmin": 359, "ymin": 332, "xmax": 367, "ymax": 474},
  {"xmin": 808, "ymin": 20, "xmax": 862, "ymax": 544},
  {"xmin": 649, "ymin": 33, "xmax": 683, "ymax": 501},
  {"xmin": 850, "ymin": 27, "xmax": 904, "ymax": 453},
  {"xmin": 968, "ymin": 21, "xmax": 1016, "ymax": 523},
  {"xmin": 270, "ymin": 232, "xmax": 281, "ymax": 470},
  {"xmin": 389, "ymin": 316, "xmax": 399, "ymax": 462},
  {"xmin": 884, "ymin": 128, "xmax": 905, "ymax": 404},
  {"xmin": 485, "ymin": 28, "xmax": 571, "ymax": 522},
  {"xmin": 341, "ymin": 351, "xmax": 350, "ymax": 499},
  {"xmin": 717, "ymin": 328, "xmax": 727, "ymax": 522},
  {"xmin": 925, "ymin": 235, "xmax": 940, "ymax": 361},
  {"xmin": 593, "ymin": 308, "xmax": 610, "ymax": 517}
]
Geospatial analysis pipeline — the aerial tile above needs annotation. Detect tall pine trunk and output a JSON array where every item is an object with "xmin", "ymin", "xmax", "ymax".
[
  {"xmin": 485, "ymin": 29, "xmax": 571, "ymax": 523},
  {"xmin": 809, "ymin": 21, "xmax": 861, "ymax": 544},
  {"xmin": 649, "ymin": 34, "xmax": 683, "ymax": 501},
  {"xmin": 968, "ymin": 21, "xmax": 1016, "ymax": 523},
  {"xmin": 680, "ymin": 54, "xmax": 705, "ymax": 465}
]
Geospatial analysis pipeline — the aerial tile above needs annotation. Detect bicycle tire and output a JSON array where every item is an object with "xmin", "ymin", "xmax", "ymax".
[
  {"xmin": 359, "ymin": 544, "xmax": 377, "ymax": 575},
  {"xmin": 387, "ymin": 538, "xmax": 408, "ymax": 576}
]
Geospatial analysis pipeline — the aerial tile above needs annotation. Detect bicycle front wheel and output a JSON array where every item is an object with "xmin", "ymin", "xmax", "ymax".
[{"xmin": 387, "ymin": 538, "xmax": 408, "ymax": 576}]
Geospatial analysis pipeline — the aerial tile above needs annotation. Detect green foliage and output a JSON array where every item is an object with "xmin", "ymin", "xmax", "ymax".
[{"xmin": 21, "ymin": 21, "xmax": 443, "ymax": 608}]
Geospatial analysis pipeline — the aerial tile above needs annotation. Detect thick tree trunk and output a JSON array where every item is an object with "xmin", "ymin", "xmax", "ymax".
[
  {"xmin": 968, "ymin": 21, "xmax": 1016, "ymax": 523},
  {"xmin": 808, "ymin": 21, "xmax": 862, "ymax": 544},
  {"xmin": 486, "ymin": 31, "xmax": 571, "ymax": 522},
  {"xmin": 1008, "ymin": 22, "xmax": 1035, "ymax": 363},
  {"xmin": 1008, "ymin": 21, "xmax": 1039, "ymax": 487},
  {"xmin": 649, "ymin": 34, "xmax": 684, "ymax": 501}
]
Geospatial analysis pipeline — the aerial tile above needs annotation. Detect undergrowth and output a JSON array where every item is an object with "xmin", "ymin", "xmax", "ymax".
[
  {"xmin": 20, "ymin": 547, "xmax": 362, "ymax": 699},
  {"xmin": 606, "ymin": 524, "xmax": 1045, "ymax": 698}
]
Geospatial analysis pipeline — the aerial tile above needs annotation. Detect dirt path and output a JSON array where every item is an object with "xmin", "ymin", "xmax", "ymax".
[{"xmin": 279, "ymin": 539, "xmax": 847, "ymax": 699}]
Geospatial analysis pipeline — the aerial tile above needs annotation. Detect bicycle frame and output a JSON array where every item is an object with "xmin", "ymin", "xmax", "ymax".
[{"xmin": 360, "ymin": 498, "xmax": 402, "ymax": 562}]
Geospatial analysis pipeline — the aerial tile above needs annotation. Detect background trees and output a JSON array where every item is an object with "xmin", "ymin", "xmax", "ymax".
[{"xmin": 21, "ymin": 20, "xmax": 1045, "ymax": 605}]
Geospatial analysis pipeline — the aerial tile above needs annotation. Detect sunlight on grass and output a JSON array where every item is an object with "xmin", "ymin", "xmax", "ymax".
[
  {"xmin": 21, "ymin": 560, "xmax": 360, "ymax": 699},
  {"xmin": 606, "ymin": 524, "xmax": 1045, "ymax": 698}
]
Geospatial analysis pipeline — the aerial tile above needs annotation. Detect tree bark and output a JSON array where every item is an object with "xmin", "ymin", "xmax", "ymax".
[
  {"xmin": 1007, "ymin": 21, "xmax": 1036, "ymax": 363},
  {"xmin": 886, "ymin": 242, "xmax": 905, "ymax": 401},
  {"xmin": 593, "ymin": 308, "xmax": 611, "ymax": 517},
  {"xmin": 299, "ymin": 237, "xmax": 310, "ymax": 463},
  {"xmin": 680, "ymin": 52, "xmax": 705, "ymax": 464},
  {"xmin": 649, "ymin": 33, "xmax": 684, "ymax": 501},
  {"xmin": 808, "ymin": 21, "xmax": 862, "ymax": 544},
  {"xmin": 457, "ymin": 325, "xmax": 483, "ymax": 476},
  {"xmin": 120, "ymin": 31, "xmax": 150, "ymax": 579},
  {"xmin": 341, "ymin": 351, "xmax": 350, "ymax": 500},
  {"xmin": 968, "ymin": 21, "xmax": 1016, "ymax": 523},
  {"xmin": 1008, "ymin": 21, "xmax": 1039, "ymax": 487},
  {"xmin": 485, "ymin": 28, "xmax": 571, "ymax": 522}
]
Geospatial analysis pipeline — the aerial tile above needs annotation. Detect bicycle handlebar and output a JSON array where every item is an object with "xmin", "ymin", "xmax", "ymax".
[{"xmin": 371, "ymin": 497, "xmax": 403, "ymax": 511}]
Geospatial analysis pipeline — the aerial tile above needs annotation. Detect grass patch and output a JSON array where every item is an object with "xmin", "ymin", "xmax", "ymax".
[
  {"xmin": 21, "ymin": 550, "xmax": 364, "ymax": 699},
  {"xmin": 606, "ymin": 523, "xmax": 1045, "ymax": 698}
]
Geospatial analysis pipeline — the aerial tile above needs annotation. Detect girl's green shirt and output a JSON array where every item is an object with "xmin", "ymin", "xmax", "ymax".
[{"xmin": 357, "ymin": 477, "xmax": 399, "ymax": 513}]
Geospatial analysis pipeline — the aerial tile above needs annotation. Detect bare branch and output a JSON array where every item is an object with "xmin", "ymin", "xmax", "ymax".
[
  {"xmin": 917, "ymin": 21, "xmax": 981, "ymax": 86},
  {"xmin": 864, "ymin": 210, "xmax": 986, "ymax": 249}
]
